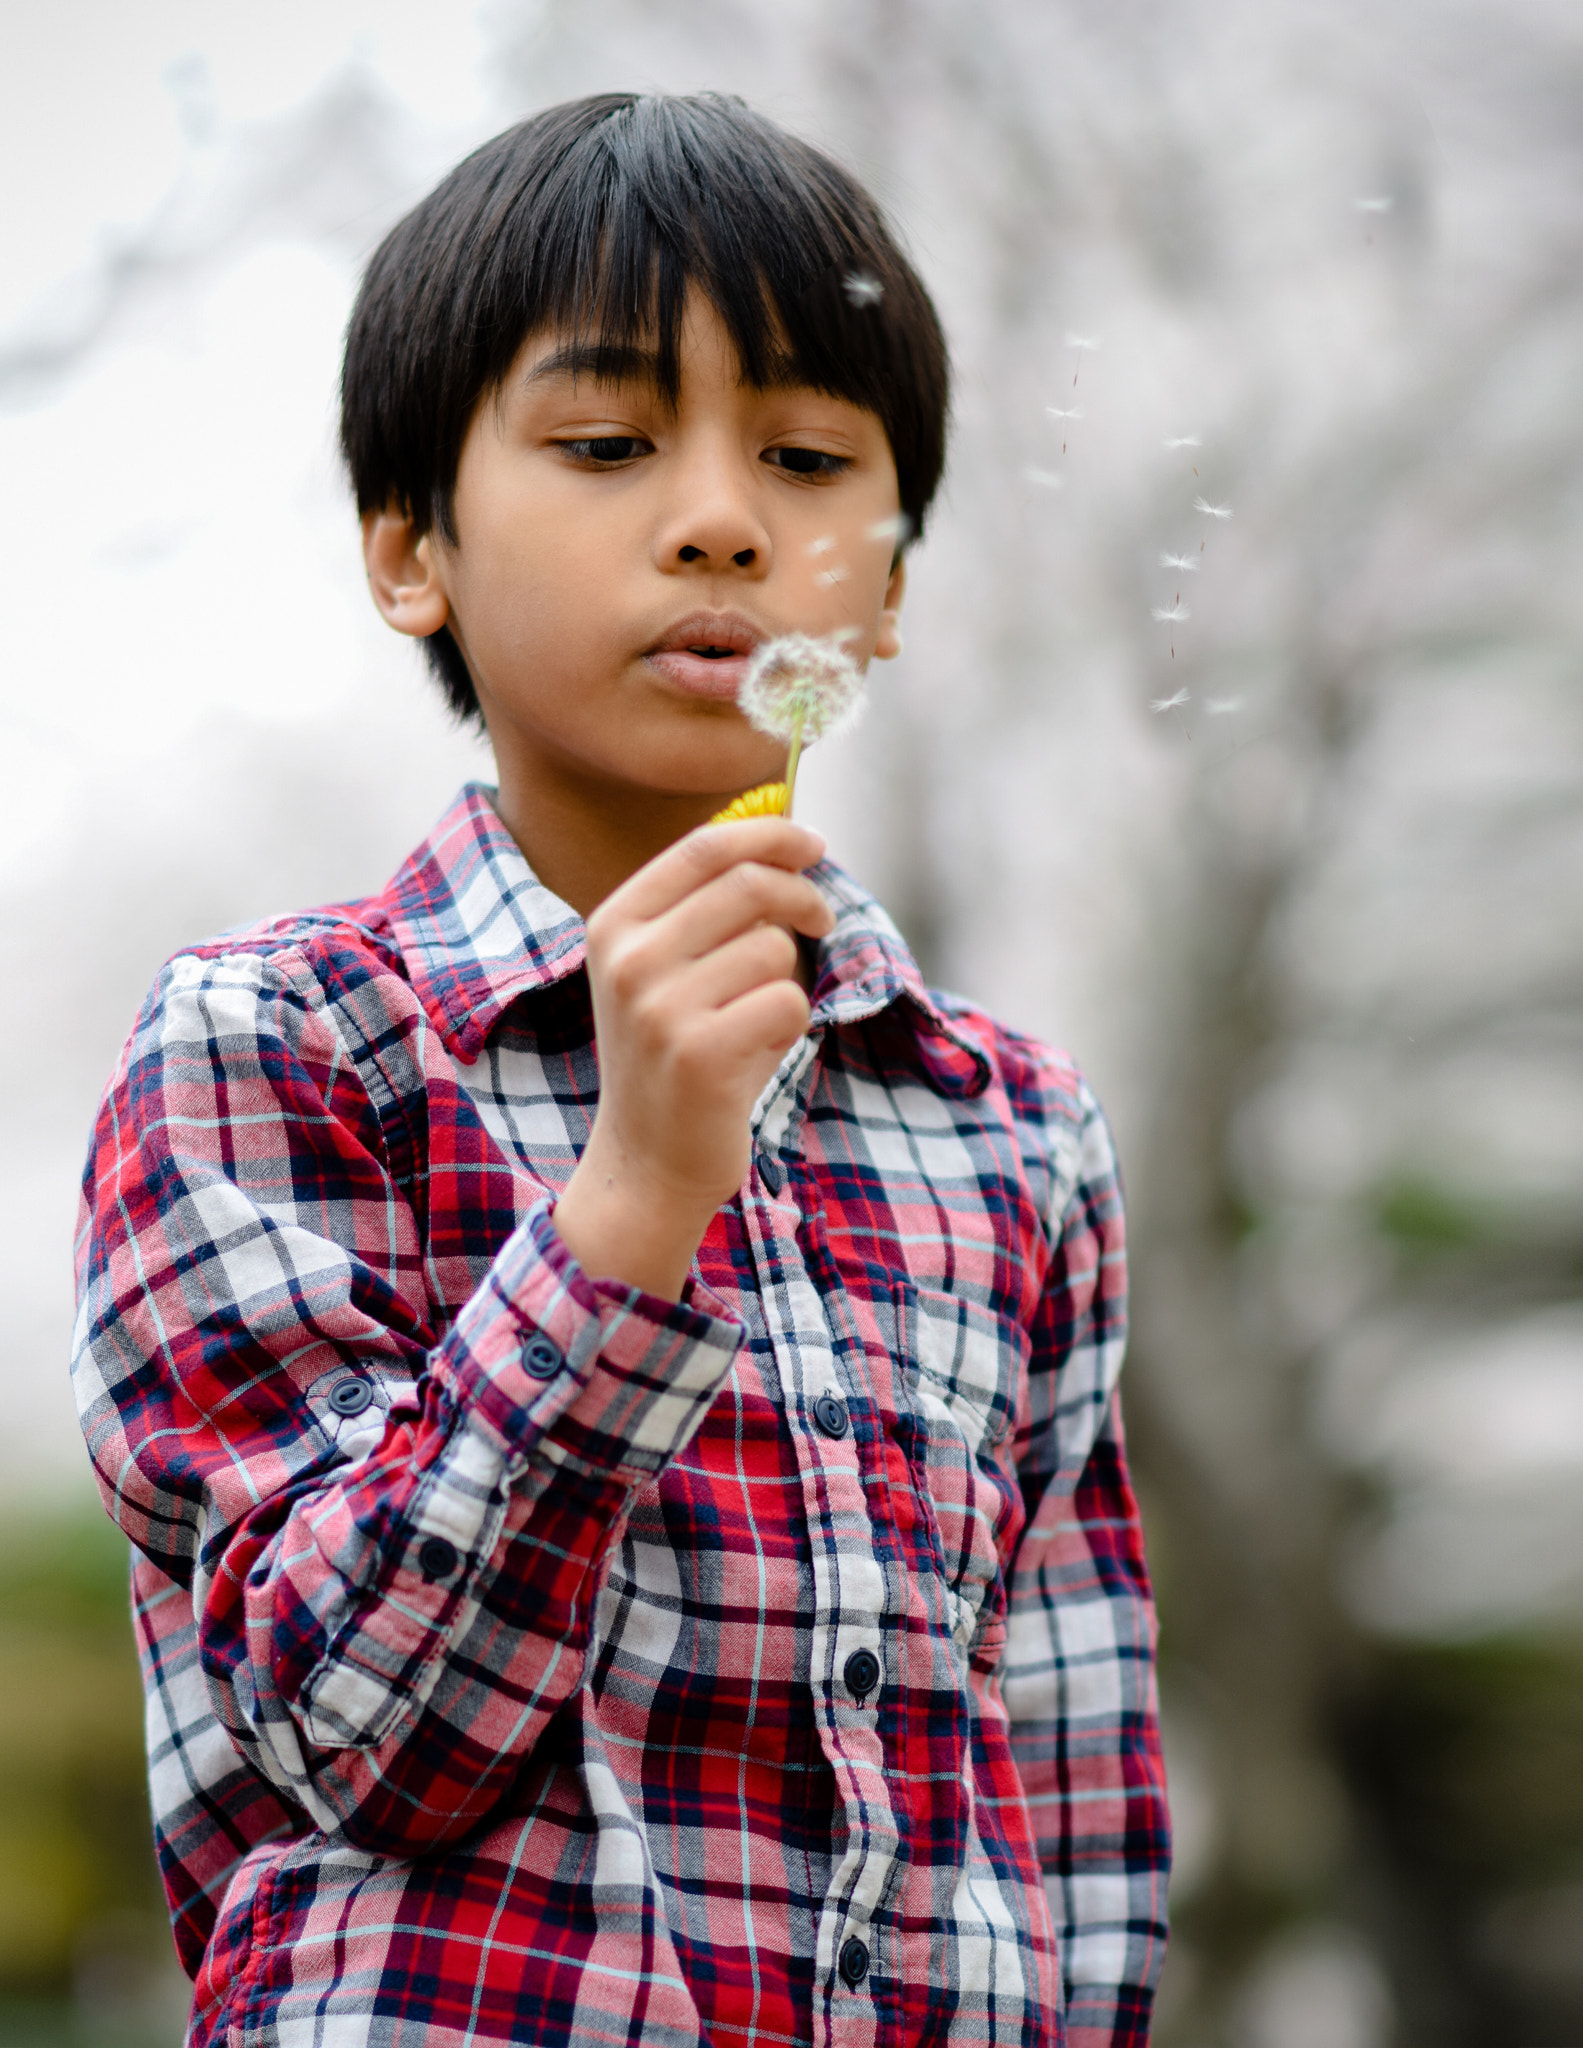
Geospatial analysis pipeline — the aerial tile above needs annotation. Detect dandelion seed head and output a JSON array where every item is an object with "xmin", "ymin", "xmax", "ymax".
[
  {"xmin": 1163, "ymin": 435, "xmax": 1202, "ymax": 450},
  {"xmin": 1194, "ymin": 497, "xmax": 1234, "ymax": 518},
  {"xmin": 1064, "ymin": 333, "xmax": 1101, "ymax": 350},
  {"xmin": 738, "ymin": 632, "xmax": 865, "ymax": 745},
  {"xmin": 806, "ymin": 534, "xmax": 838, "ymax": 557},
  {"xmin": 1023, "ymin": 466, "xmax": 1064, "ymax": 490},
  {"xmin": 843, "ymin": 270, "xmax": 884, "ymax": 306},
  {"xmin": 1206, "ymin": 697, "xmax": 1244, "ymax": 716},
  {"xmin": 1151, "ymin": 688, "xmax": 1191, "ymax": 713},
  {"xmin": 1160, "ymin": 552, "xmax": 1199, "ymax": 571},
  {"xmin": 1152, "ymin": 604, "xmax": 1190, "ymax": 622},
  {"xmin": 1355, "ymin": 195, "xmax": 1394, "ymax": 213},
  {"xmin": 1047, "ymin": 405, "xmax": 1086, "ymax": 421}
]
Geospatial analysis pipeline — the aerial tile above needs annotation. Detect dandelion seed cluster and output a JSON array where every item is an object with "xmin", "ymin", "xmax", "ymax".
[{"xmin": 737, "ymin": 633, "xmax": 865, "ymax": 746}]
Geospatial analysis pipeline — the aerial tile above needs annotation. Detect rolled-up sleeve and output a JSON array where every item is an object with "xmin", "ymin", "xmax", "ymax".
[
  {"xmin": 73, "ymin": 946, "xmax": 741, "ymax": 1855},
  {"xmin": 1001, "ymin": 1085, "xmax": 1170, "ymax": 2047}
]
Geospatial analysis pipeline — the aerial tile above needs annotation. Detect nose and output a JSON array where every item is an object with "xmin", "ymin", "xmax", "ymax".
[{"xmin": 652, "ymin": 437, "xmax": 771, "ymax": 576}]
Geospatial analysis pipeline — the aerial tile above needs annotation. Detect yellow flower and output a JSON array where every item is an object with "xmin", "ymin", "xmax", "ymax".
[{"xmin": 710, "ymin": 782, "xmax": 788, "ymax": 824}]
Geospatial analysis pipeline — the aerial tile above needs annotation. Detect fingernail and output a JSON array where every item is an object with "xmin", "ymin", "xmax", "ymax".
[{"xmin": 804, "ymin": 831, "xmax": 827, "ymax": 859}]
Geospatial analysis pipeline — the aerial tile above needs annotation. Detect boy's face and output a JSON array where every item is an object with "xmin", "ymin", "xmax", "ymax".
[{"xmin": 366, "ymin": 289, "xmax": 906, "ymax": 819}]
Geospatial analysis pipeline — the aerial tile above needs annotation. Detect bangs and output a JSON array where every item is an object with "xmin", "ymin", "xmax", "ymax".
[{"xmin": 511, "ymin": 98, "xmax": 926, "ymax": 431}]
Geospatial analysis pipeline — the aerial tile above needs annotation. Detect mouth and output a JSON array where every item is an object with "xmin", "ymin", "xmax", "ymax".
[{"xmin": 644, "ymin": 611, "xmax": 767, "ymax": 700}]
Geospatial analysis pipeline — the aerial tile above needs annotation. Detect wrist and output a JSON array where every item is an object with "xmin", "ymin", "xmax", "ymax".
[{"xmin": 553, "ymin": 1135, "xmax": 720, "ymax": 1303}]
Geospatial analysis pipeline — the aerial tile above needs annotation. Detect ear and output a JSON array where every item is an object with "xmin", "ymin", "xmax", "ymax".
[
  {"xmin": 873, "ymin": 554, "xmax": 907, "ymax": 661},
  {"xmin": 362, "ymin": 508, "xmax": 451, "ymax": 639}
]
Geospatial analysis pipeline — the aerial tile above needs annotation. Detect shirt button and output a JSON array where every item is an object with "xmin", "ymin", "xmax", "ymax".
[
  {"xmin": 328, "ymin": 1375, "xmax": 375, "ymax": 1417},
  {"xmin": 523, "ymin": 1336, "xmax": 563, "ymax": 1380},
  {"xmin": 812, "ymin": 1393, "xmax": 850, "ymax": 1439},
  {"xmin": 417, "ymin": 1535, "xmax": 459, "ymax": 1582},
  {"xmin": 838, "ymin": 1936, "xmax": 871, "ymax": 1987},
  {"xmin": 843, "ymin": 1648, "xmax": 881, "ymax": 1701}
]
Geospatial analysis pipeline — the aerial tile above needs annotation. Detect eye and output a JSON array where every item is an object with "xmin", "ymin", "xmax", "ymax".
[
  {"xmin": 763, "ymin": 445, "xmax": 852, "ymax": 479},
  {"xmin": 559, "ymin": 436, "xmax": 649, "ymax": 466}
]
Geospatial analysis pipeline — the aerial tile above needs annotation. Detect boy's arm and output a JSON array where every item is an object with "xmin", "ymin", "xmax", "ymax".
[
  {"xmin": 73, "ymin": 820, "xmax": 830, "ymax": 1859},
  {"xmin": 1002, "ymin": 1085, "xmax": 1171, "ymax": 2048}
]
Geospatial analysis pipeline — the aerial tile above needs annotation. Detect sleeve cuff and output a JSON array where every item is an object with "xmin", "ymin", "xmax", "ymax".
[{"xmin": 432, "ymin": 1198, "xmax": 743, "ymax": 1478}]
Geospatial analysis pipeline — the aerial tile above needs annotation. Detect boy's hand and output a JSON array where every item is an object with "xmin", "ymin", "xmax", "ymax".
[{"xmin": 552, "ymin": 818, "xmax": 835, "ymax": 1301}]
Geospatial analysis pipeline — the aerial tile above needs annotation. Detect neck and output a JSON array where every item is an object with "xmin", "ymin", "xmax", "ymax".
[{"xmin": 488, "ymin": 755, "xmax": 736, "ymax": 917}]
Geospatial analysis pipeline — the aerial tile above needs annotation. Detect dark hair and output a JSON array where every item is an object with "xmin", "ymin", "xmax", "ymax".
[{"xmin": 340, "ymin": 92, "xmax": 950, "ymax": 723}]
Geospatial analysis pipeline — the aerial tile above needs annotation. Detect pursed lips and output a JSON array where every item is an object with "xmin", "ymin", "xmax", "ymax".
[{"xmin": 644, "ymin": 611, "xmax": 768, "ymax": 701}]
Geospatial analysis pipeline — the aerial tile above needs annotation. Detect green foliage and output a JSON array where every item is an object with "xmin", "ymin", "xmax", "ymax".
[
  {"xmin": 0, "ymin": 1492, "xmax": 176, "ymax": 2033},
  {"xmin": 1373, "ymin": 1177, "xmax": 1494, "ymax": 1256},
  {"xmin": 1344, "ymin": 1636, "xmax": 1583, "ymax": 2042}
]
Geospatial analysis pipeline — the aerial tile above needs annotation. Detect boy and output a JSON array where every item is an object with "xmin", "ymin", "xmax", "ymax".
[{"xmin": 73, "ymin": 92, "xmax": 1168, "ymax": 2048}]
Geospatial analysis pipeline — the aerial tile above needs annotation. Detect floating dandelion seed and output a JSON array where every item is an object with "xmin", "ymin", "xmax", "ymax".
[
  {"xmin": 866, "ymin": 513, "xmax": 912, "ymax": 546},
  {"xmin": 1206, "ymin": 697, "xmax": 1244, "ymax": 716},
  {"xmin": 1164, "ymin": 434, "xmax": 1202, "ymax": 450},
  {"xmin": 1024, "ymin": 466, "xmax": 1064, "ymax": 490},
  {"xmin": 737, "ymin": 632, "xmax": 865, "ymax": 816},
  {"xmin": 1194, "ymin": 497, "xmax": 1234, "ymax": 519},
  {"xmin": 816, "ymin": 564, "xmax": 851, "ymax": 585},
  {"xmin": 1152, "ymin": 604, "xmax": 1191, "ymax": 623},
  {"xmin": 1064, "ymin": 333, "xmax": 1099, "ymax": 386},
  {"xmin": 1160, "ymin": 553, "xmax": 1199, "ymax": 571},
  {"xmin": 806, "ymin": 534, "xmax": 838, "ymax": 557},
  {"xmin": 1151, "ymin": 688, "xmax": 1191, "ymax": 713},
  {"xmin": 1355, "ymin": 195, "xmax": 1394, "ymax": 212},
  {"xmin": 843, "ymin": 270, "xmax": 884, "ymax": 306},
  {"xmin": 1047, "ymin": 403, "xmax": 1085, "ymax": 450}
]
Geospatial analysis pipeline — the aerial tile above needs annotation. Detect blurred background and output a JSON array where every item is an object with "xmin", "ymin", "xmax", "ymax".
[{"xmin": 2, "ymin": 0, "xmax": 1580, "ymax": 2042}]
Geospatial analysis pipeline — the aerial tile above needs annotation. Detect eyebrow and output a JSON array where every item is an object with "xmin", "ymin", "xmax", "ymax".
[{"xmin": 523, "ymin": 342, "xmax": 664, "ymax": 390}]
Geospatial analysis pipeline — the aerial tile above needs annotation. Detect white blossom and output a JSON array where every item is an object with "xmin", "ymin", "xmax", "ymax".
[{"xmin": 738, "ymin": 632, "xmax": 865, "ymax": 745}]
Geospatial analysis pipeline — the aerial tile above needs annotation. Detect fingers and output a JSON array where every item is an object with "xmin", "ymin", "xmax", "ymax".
[
  {"xmin": 652, "ymin": 861, "xmax": 832, "ymax": 965},
  {"xmin": 606, "ymin": 817, "xmax": 828, "ymax": 924},
  {"xmin": 693, "ymin": 977, "xmax": 813, "ymax": 1071},
  {"xmin": 673, "ymin": 921, "xmax": 800, "ymax": 1012}
]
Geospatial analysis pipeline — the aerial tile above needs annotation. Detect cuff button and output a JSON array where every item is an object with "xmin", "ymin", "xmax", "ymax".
[
  {"xmin": 418, "ymin": 1535, "xmax": 459, "ymax": 1583},
  {"xmin": 812, "ymin": 1393, "xmax": 850, "ymax": 1439},
  {"xmin": 523, "ymin": 1336, "xmax": 563, "ymax": 1380}
]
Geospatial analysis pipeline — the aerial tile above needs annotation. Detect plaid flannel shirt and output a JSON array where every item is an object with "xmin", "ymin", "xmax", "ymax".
[{"xmin": 73, "ymin": 784, "xmax": 1168, "ymax": 2048}]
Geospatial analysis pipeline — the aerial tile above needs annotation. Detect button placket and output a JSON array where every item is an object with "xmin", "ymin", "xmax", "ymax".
[{"xmin": 737, "ymin": 1162, "xmax": 898, "ymax": 2040}]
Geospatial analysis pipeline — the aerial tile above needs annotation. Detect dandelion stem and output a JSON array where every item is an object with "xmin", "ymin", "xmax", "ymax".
[{"xmin": 782, "ymin": 707, "xmax": 806, "ymax": 817}]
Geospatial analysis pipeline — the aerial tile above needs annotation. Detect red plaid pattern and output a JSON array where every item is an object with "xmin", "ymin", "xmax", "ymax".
[{"xmin": 73, "ymin": 785, "xmax": 1168, "ymax": 2048}]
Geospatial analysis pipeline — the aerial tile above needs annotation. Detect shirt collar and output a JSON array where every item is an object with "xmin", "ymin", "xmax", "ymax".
[{"xmin": 380, "ymin": 782, "xmax": 990, "ymax": 1095}]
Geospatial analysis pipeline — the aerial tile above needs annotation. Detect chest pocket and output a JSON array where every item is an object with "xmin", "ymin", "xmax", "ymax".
[{"xmin": 894, "ymin": 1280, "xmax": 1030, "ymax": 1670}]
